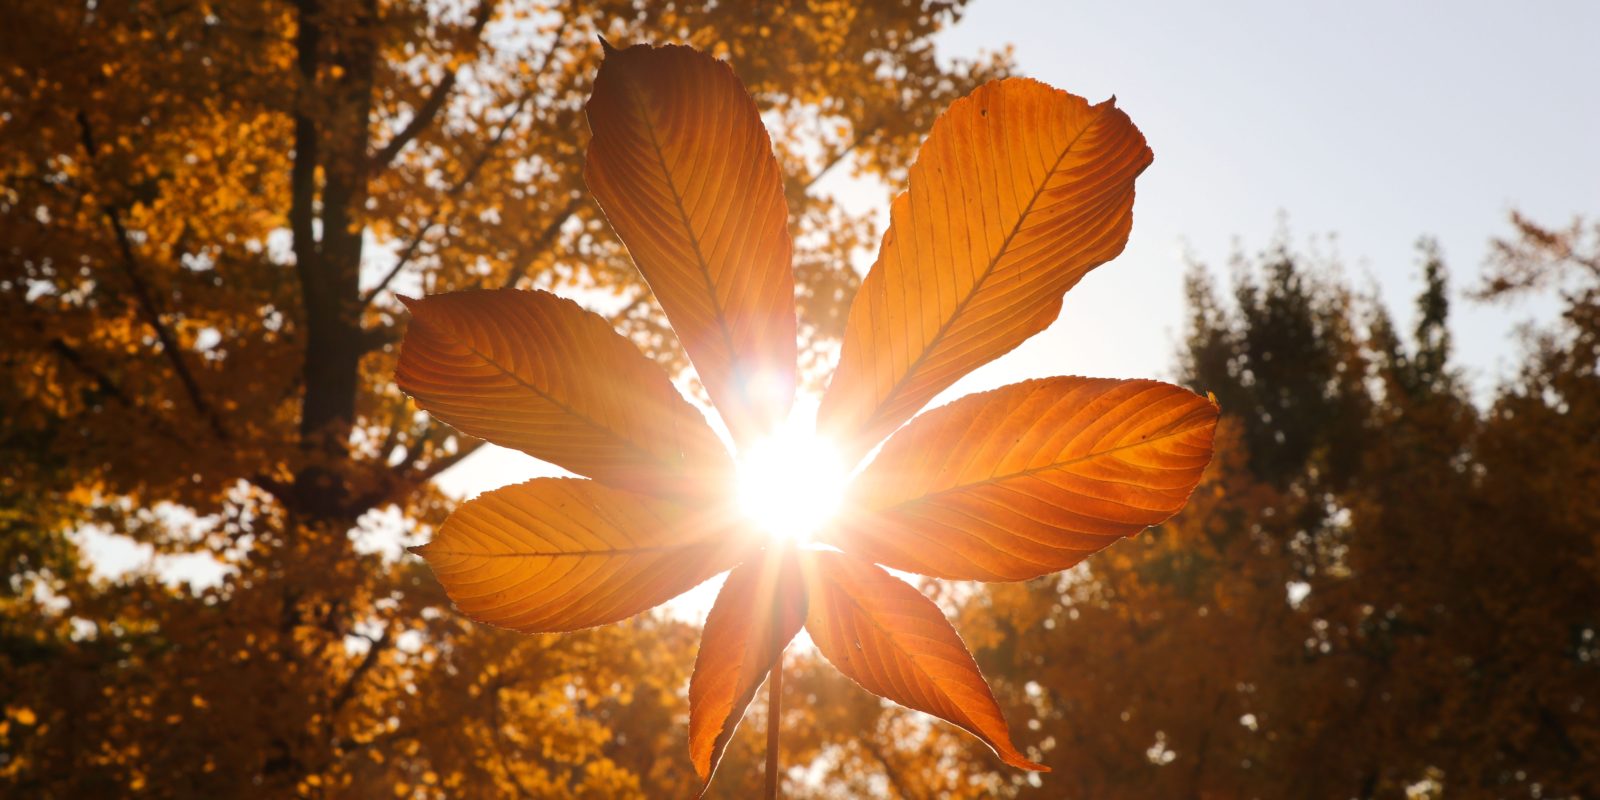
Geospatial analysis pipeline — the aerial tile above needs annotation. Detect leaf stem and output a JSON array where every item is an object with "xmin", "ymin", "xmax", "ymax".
[{"xmin": 764, "ymin": 661, "xmax": 783, "ymax": 799}]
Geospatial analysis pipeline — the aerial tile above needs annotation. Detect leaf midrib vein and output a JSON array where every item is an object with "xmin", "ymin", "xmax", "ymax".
[
  {"xmin": 630, "ymin": 79, "xmax": 745, "ymax": 400},
  {"xmin": 861, "ymin": 105, "xmax": 1106, "ymax": 438},
  {"xmin": 874, "ymin": 416, "xmax": 1214, "ymax": 514},
  {"xmin": 827, "ymin": 575, "xmax": 979, "ymax": 728},
  {"xmin": 428, "ymin": 540, "xmax": 726, "ymax": 559},
  {"xmin": 452, "ymin": 335, "xmax": 672, "ymax": 470}
]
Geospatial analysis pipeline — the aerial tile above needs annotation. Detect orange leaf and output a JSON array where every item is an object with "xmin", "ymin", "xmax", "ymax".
[
  {"xmin": 395, "ymin": 289, "xmax": 731, "ymax": 498},
  {"xmin": 803, "ymin": 551, "xmax": 1046, "ymax": 771},
  {"xmin": 826, "ymin": 378, "xmax": 1218, "ymax": 581},
  {"xmin": 687, "ymin": 547, "xmax": 807, "ymax": 788},
  {"xmin": 817, "ymin": 79, "xmax": 1153, "ymax": 463},
  {"xmin": 412, "ymin": 479, "xmax": 743, "ymax": 633},
  {"xmin": 585, "ymin": 42, "xmax": 796, "ymax": 446}
]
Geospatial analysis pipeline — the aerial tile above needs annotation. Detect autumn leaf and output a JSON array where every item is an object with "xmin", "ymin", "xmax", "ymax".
[
  {"xmin": 688, "ymin": 546, "xmax": 807, "ymax": 788},
  {"xmin": 803, "ymin": 551, "xmax": 1046, "ymax": 771},
  {"xmin": 824, "ymin": 377, "xmax": 1219, "ymax": 581},
  {"xmin": 400, "ymin": 40, "xmax": 1214, "ymax": 794},
  {"xmin": 411, "ymin": 478, "xmax": 745, "ymax": 633},
  {"xmin": 585, "ymin": 41, "xmax": 797, "ymax": 447},
  {"xmin": 818, "ymin": 78, "xmax": 1153, "ymax": 464},
  {"xmin": 395, "ymin": 288, "xmax": 732, "ymax": 499}
]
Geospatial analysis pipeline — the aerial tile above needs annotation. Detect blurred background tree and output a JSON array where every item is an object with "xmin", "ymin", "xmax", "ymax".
[
  {"xmin": 811, "ymin": 217, "xmax": 1597, "ymax": 798},
  {"xmin": 0, "ymin": 0, "xmax": 1007, "ymax": 795}
]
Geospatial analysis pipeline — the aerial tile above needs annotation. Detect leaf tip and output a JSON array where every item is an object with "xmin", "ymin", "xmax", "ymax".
[
  {"xmin": 688, "ymin": 746, "xmax": 718, "ymax": 798},
  {"xmin": 1000, "ymin": 748, "xmax": 1050, "ymax": 772},
  {"xmin": 597, "ymin": 34, "xmax": 617, "ymax": 55}
]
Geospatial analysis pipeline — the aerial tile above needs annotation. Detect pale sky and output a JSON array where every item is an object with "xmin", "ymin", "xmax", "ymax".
[
  {"xmin": 931, "ymin": 0, "xmax": 1600, "ymax": 389},
  {"xmin": 439, "ymin": 0, "xmax": 1600, "ymax": 499}
]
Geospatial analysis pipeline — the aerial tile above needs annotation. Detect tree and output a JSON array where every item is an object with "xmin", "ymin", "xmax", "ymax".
[
  {"xmin": 0, "ymin": 2, "xmax": 1009, "ymax": 795},
  {"xmin": 886, "ymin": 221, "xmax": 1599, "ymax": 798}
]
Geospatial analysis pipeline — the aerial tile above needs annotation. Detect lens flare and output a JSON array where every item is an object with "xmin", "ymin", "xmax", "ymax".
[{"xmin": 736, "ymin": 422, "xmax": 848, "ymax": 543}]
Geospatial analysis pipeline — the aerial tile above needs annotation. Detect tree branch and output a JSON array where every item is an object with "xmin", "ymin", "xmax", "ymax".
[
  {"xmin": 333, "ymin": 726, "xmax": 415, "ymax": 756},
  {"xmin": 798, "ymin": 115, "xmax": 881, "ymax": 195},
  {"xmin": 367, "ymin": 1, "xmax": 494, "ymax": 172},
  {"xmin": 75, "ymin": 111, "xmax": 229, "ymax": 442},
  {"xmin": 40, "ymin": 337, "xmax": 294, "ymax": 502},
  {"xmin": 358, "ymin": 11, "xmax": 572, "ymax": 308},
  {"xmin": 412, "ymin": 436, "xmax": 484, "ymax": 483},
  {"xmin": 42, "ymin": 334, "xmax": 186, "ymax": 447},
  {"xmin": 288, "ymin": 0, "xmax": 322, "ymax": 287},
  {"xmin": 355, "ymin": 425, "xmax": 484, "ymax": 514},
  {"xmin": 330, "ymin": 626, "xmax": 391, "ymax": 715},
  {"xmin": 858, "ymin": 739, "xmax": 911, "ymax": 799},
  {"xmin": 604, "ymin": 289, "xmax": 649, "ymax": 327},
  {"xmin": 499, "ymin": 195, "xmax": 581, "ymax": 289}
]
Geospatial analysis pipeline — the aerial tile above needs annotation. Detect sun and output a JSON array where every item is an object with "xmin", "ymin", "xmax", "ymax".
[{"xmin": 736, "ymin": 419, "xmax": 849, "ymax": 544}]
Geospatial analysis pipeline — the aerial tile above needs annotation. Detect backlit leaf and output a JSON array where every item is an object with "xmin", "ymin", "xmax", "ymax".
[
  {"xmin": 803, "ymin": 551, "xmax": 1046, "ymax": 771},
  {"xmin": 396, "ymin": 289, "xmax": 732, "ymax": 498},
  {"xmin": 826, "ymin": 377, "xmax": 1218, "ymax": 581},
  {"xmin": 688, "ymin": 547, "xmax": 807, "ymax": 790},
  {"xmin": 586, "ymin": 42, "xmax": 796, "ymax": 447},
  {"xmin": 818, "ymin": 78, "xmax": 1153, "ymax": 463},
  {"xmin": 412, "ymin": 478, "xmax": 744, "ymax": 633}
]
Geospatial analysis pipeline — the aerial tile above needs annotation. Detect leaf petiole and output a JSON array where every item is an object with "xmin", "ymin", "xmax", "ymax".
[{"xmin": 764, "ymin": 661, "xmax": 782, "ymax": 799}]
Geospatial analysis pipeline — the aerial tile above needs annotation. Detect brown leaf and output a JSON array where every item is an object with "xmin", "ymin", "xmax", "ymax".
[
  {"xmin": 804, "ymin": 551, "xmax": 1046, "ymax": 771},
  {"xmin": 586, "ymin": 42, "xmax": 796, "ymax": 447},
  {"xmin": 688, "ymin": 547, "xmax": 807, "ymax": 789},
  {"xmin": 826, "ymin": 377, "xmax": 1218, "ymax": 581},
  {"xmin": 396, "ymin": 289, "xmax": 731, "ymax": 498},
  {"xmin": 412, "ymin": 478, "xmax": 743, "ymax": 633},
  {"xmin": 817, "ymin": 78, "xmax": 1153, "ymax": 463}
]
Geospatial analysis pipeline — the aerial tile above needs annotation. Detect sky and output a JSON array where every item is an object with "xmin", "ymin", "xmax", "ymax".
[
  {"xmin": 929, "ymin": 0, "xmax": 1600, "ymax": 390},
  {"xmin": 87, "ymin": 2, "xmax": 1599, "ymax": 591}
]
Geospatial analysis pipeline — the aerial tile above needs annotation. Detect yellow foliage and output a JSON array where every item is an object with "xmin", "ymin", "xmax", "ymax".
[{"xmin": 0, "ymin": 0, "xmax": 1012, "ymax": 796}]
